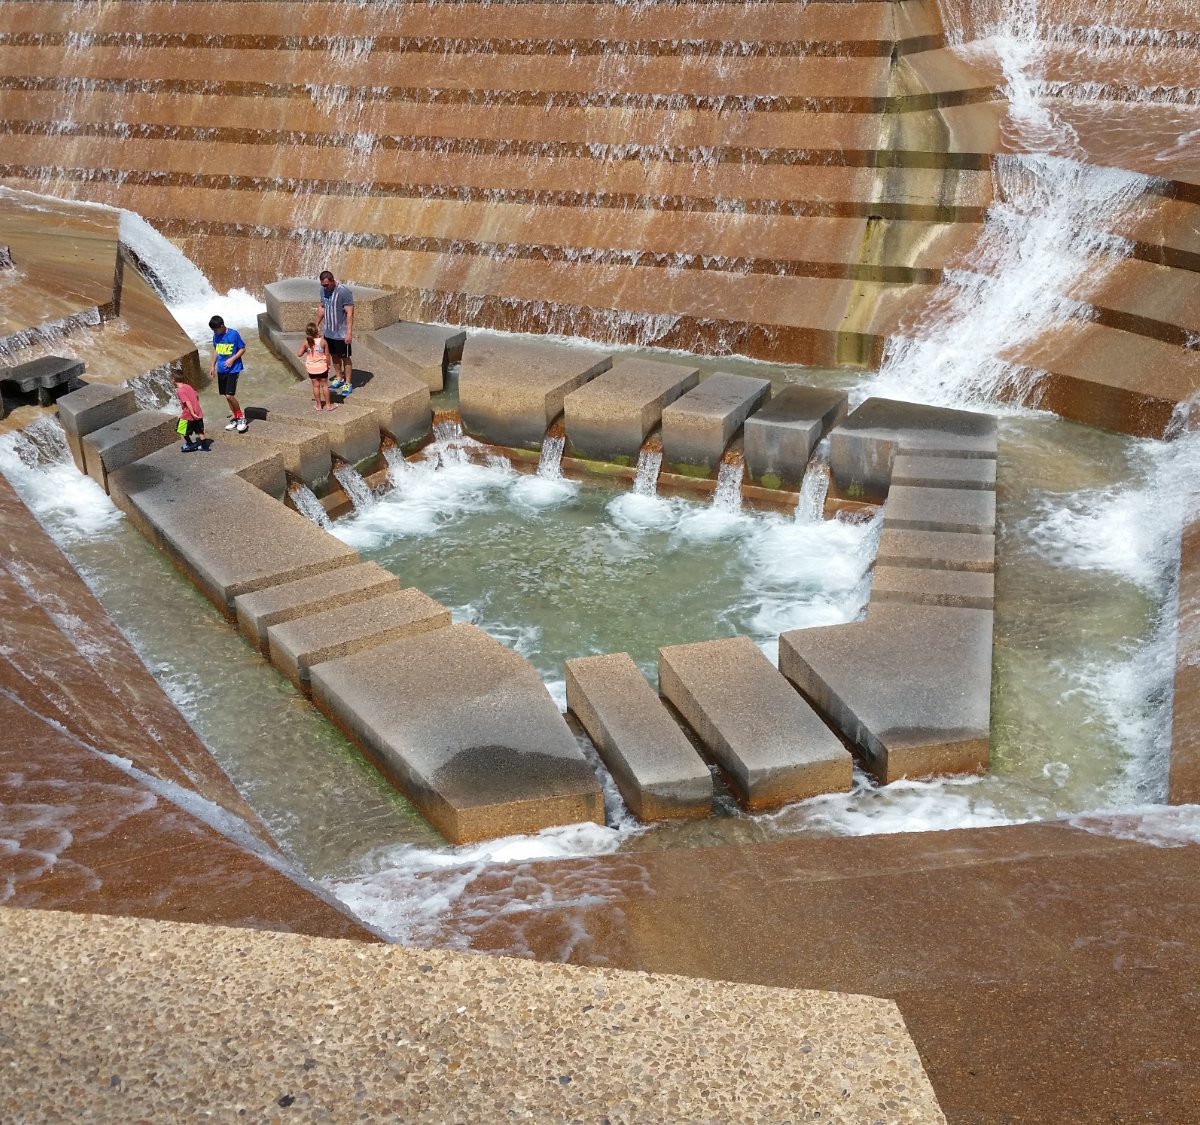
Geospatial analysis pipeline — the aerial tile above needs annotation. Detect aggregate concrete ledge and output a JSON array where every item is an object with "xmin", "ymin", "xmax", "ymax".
[
  {"xmin": 236, "ymin": 416, "xmax": 332, "ymax": 488},
  {"xmin": 564, "ymin": 357, "xmax": 700, "ymax": 462},
  {"xmin": 742, "ymin": 383, "xmax": 849, "ymax": 489},
  {"xmin": 56, "ymin": 382, "xmax": 136, "ymax": 471},
  {"xmin": 779, "ymin": 603, "xmax": 992, "ymax": 782},
  {"xmin": 264, "ymin": 276, "xmax": 398, "ymax": 332},
  {"xmin": 357, "ymin": 320, "xmax": 468, "ymax": 391},
  {"xmin": 344, "ymin": 366, "xmax": 432, "ymax": 448},
  {"xmin": 565, "ymin": 652, "xmax": 713, "ymax": 821},
  {"xmin": 0, "ymin": 909, "xmax": 945, "ymax": 1124},
  {"xmin": 870, "ymin": 565, "xmax": 995, "ymax": 610},
  {"xmin": 260, "ymin": 395, "xmax": 382, "ymax": 466},
  {"xmin": 458, "ymin": 335, "xmax": 612, "ymax": 449},
  {"xmin": 658, "ymin": 636, "xmax": 852, "ymax": 808},
  {"xmin": 660, "ymin": 371, "xmax": 772, "ymax": 471},
  {"xmin": 81, "ymin": 408, "xmax": 179, "ymax": 493},
  {"xmin": 875, "ymin": 527, "xmax": 996, "ymax": 573},
  {"xmin": 311, "ymin": 623, "xmax": 604, "ymax": 843},
  {"xmin": 883, "ymin": 484, "xmax": 997, "ymax": 535}
]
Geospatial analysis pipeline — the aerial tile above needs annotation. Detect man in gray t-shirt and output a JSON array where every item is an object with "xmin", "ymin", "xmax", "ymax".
[{"xmin": 316, "ymin": 269, "xmax": 354, "ymax": 389}]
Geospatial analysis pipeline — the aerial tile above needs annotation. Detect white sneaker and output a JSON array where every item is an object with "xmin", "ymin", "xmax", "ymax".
[
  {"xmin": 224, "ymin": 418, "xmax": 239, "ymax": 430},
  {"xmin": 236, "ymin": 418, "xmax": 248, "ymax": 433}
]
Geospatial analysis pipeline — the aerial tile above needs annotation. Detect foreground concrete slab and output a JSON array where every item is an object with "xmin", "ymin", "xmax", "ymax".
[
  {"xmin": 260, "ymin": 395, "xmax": 381, "ymax": 466},
  {"xmin": 81, "ymin": 409, "xmax": 179, "ymax": 493},
  {"xmin": 311, "ymin": 623, "xmax": 604, "ymax": 843},
  {"xmin": 883, "ymin": 485, "xmax": 997, "ymax": 534},
  {"xmin": 870, "ymin": 565, "xmax": 995, "ymax": 609},
  {"xmin": 56, "ymin": 382, "xmax": 136, "ymax": 471},
  {"xmin": 780, "ymin": 603, "xmax": 992, "ymax": 782},
  {"xmin": 743, "ymin": 384, "xmax": 849, "ymax": 489},
  {"xmin": 459, "ymin": 336, "xmax": 612, "ymax": 449},
  {"xmin": 564, "ymin": 358, "xmax": 700, "ymax": 462},
  {"xmin": 357, "ymin": 321, "xmax": 468, "ymax": 391},
  {"xmin": 830, "ymin": 398, "xmax": 998, "ymax": 502},
  {"xmin": 875, "ymin": 527, "xmax": 996, "ymax": 573},
  {"xmin": 234, "ymin": 561, "xmax": 402, "ymax": 652},
  {"xmin": 659, "ymin": 372, "xmax": 771, "ymax": 472},
  {"xmin": 658, "ymin": 636, "xmax": 851, "ymax": 807},
  {"xmin": 265, "ymin": 277, "xmax": 398, "ymax": 333},
  {"xmin": 565, "ymin": 652, "xmax": 712, "ymax": 821},
  {"xmin": 267, "ymin": 588, "xmax": 450, "ymax": 690}
]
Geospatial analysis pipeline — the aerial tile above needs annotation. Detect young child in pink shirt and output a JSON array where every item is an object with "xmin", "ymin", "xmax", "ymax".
[{"xmin": 174, "ymin": 372, "xmax": 212, "ymax": 452}]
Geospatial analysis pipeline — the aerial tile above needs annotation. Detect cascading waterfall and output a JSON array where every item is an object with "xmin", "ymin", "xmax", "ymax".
[
  {"xmin": 632, "ymin": 447, "xmax": 663, "ymax": 497},
  {"xmin": 332, "ymin": 460, "xmax": 375, "ymax": 512},
  {"xmin": 288, "ymin": 480, "xmax": 331, "ymax": 529},
  {"xmin": 711, "ymin": 456, "xmax": 744, "ymax": 513},
  {"xmin": 795, "ymin": 445, "xmax": 831, "ymax": 524},
  {"xmin": 383, "ymin": 444, "xmax": 410, "ymax": 486},
  {"xmin": 536, "ymin": 429, "xmax": 567, "ymax": 480}
]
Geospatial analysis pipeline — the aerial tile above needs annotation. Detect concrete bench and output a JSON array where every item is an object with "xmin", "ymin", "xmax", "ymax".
[
  {"xmin": 264, "ymin": 277, "xmax": 398, "ymax": 333},
  {"xmin": 564, "ymin": 358, "xmax": 700, "ymax": 462},
  {"xmin": 267, "ymin": 588, "xmax": 450, "ymax": 690},
  {"xmin": 660, "ymin": 372, "xmax": 771, "ymax": 473},
  {"xmin": 459, "ymin": 336, "xmax": 612, "ymax": 449},
  {"xmin": 743, "ymin": 384, "xmax": 848, "ymax": 489},
  {"xmin": 55, "ymin": 382, "xmax": 136, "ymax": 472},
  {"xmin": 0, "ymin": 355, "xmax": 85, "ymax": 415},
  {"xmin": 259, "ymin": 395, "xmax": 381, "ymax": 466},
  {"xmin": 357, "ymin": 321, "xmax": 467, "ymax": 391},
  {"xmin": 81, "ymin": 409, "xmax": 179, "ymax": 494},
  {"xmin": 565, "ymin": 652, "xmax": 712, "ymax": 821},
  {"xmin": 779, "ymin": 603, "xmax": 992, "ymax": 782},
  {"xmin": 658, "ymin": 636, "xmax": 851, "ymax": 808},
  {"xmin": 311, "ymin": 623, "xmax": 604, "ymax": 843}
]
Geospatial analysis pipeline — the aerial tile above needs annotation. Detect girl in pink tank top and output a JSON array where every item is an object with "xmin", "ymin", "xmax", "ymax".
[{"xmin": 297, "ymin": 322, "xmax": 336, "ymax": 411}]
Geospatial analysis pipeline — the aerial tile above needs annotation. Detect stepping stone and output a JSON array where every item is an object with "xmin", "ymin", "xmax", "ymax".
[
  {"xmin": 264, "ymin": 277, "xmax": 398, "ymax": 333},
  {"xmin": 235, "ymin": 561, "xmax": 403, "ymax": 651},
  {"xmin": 257, "ymin": 313, "xmax": 306, "ymax": 378},
  {"xmin": 121, "ymin": 432, "xmax": 289, "ymax": 497},
  {"xmin": 56, "ymin": 382, "xmax": 137, "ymax": 471},
  {"xmin": 345, "ymin": 368, "xmax": 432, "ymax": 449},
  {"xmin": 82, "ymin": 410, "xmax": 180, "ymax": 494},
  {"xmin": 779, "ymin": 603, "xmax": 992, "ymax": 782},
  {"xmin": 884, "ymin": 485, "xmax": 996, "ymax": 535},
  {"xmin": 870, "ymin": 565, "xmax": 995, "ymax": 610},
  {"xmin": 311, "ymin": 623, "xmax": 604, "ymax": 844},
  {"xmin": 658, "ymin": 636, "xmax": 851, "ymax": 808},
  {"xmin": 829, "ymin": 397, "xmax": 997, "ymax": 502},
  {"xmin": 743, "ymin": 384, "xmax": 849, "ymax": 489},
  {"xmin": 260, "ymin": 395, "xmax": 381, "ymax": 466},
  {"xmin": 875, "ymin": 528, "xmax": 996, "ymax": 573},
  {"xmin": 267, "ymin": 588, "xmax": 450, "ymax": 690},
  {"xmin": 564, "ymin": 358, "xmax": 700, "ymax": 462},
  {"xmin": 0, "ymin": 355, "xmax": 85, "ymax": 414},
  {"xmin": 660, "ymin": 372, "xmax": 772, "ymax": 472},
  {"xmin": 357, "ymin": 321, "xmax": 467, "ymax": 391},
  {"xmin": 891, "ymin": 453, "xmax": 996, "ymax": 490},
  {"xmin": 237, "ymin": 417, "xmax": 332, "ymax": 488},
  {"xmin": 565, "ymin": 652, "xmax": 712, "ymax": 822},
  {"xmin": 459, "ymin": 336, "xmax": 612, "ymax": 449}
]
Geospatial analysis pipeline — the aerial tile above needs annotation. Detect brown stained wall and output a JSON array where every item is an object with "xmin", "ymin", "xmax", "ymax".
[{"xmin": 1169, "ymin": 515, "xmax": 1200, "ymax": 803}]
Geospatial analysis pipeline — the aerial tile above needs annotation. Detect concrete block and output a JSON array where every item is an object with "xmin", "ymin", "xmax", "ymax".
[
  {"xmin": 891, "ymin": 453, "xmax": 996, "ymax": 490},
  {"xmin": 743, "ymin": 384, "xmax": 848, "ymax": 489},
  {"xmin": 56, "ymin": 383, "xmax": 137, "ymax": 471},
  {"xmin": 829, "ymin": 398, "xmax": 998, "ymax": 502},
  {"xmin": 357, "ymin": 321, "xmax": 467, "ymax": 391},
  {"xmin": 264, "ymin": 277, "xmax": 398, "ymax": 333},
  {"xmin": 875, "ymin": 528, "xmax": 995, "ymax": 573},
  {"xmin": 267, "ymin": 588, "xmax": 450, "ymax": 690},
  {"xmin": 870, "ymin": 565, "xmax": 995, "ymax": 609},
  {"xmin": 0, "ymin": 355, "xmax": 84, "ymax": 394},
  {"xmin": 564, "ymin": 358, "xmax": 700, "ymax": 462},
  {"xmin": 235, "ymin": 561, "xmax": 403, "ymax": 651},
  {"xmin": 660, "ymin": 372, "xmax": 772, "ymax": 471},
  {"xmin": 310, "ymin": 623, "xmax": 604, "ymax": 844},
  {"xmin": 257, "ymin": 313, "xmax": 306, "ymax": 378},
  {"xmin": 81, "ymin": 410, "xmax": 180, "ymax": 493},
  {"xmin": 459, "ymin": 336, "xmax": 612, "ymax": 449},
  {"xmin": 122, "ymin": 434, "xmax": 288, "ymax": 498},
  {"xmin": 658, "ymin": 636, "xmax": 851, "ymax": 808},
  {"xmin": 261, "ymin": 395, "xmax": 381, "ymax": 466},
  {"xmin": 779, "ymin": 603, "xmax": 992, "ymax": 782},
  {"xmin": 565, "ymin": 652, "xmax": 712, "ymax": 822},
  {"xmin": 236, "ymin": 418, "xmax": 332, "ymax": 488},
  {"xmin": 345, "ymin": 368, "xmax": 431, "ymax": 448},
  {"xmin": 883, "ymin": 485, "xmax": 996, "ymax": 535}
]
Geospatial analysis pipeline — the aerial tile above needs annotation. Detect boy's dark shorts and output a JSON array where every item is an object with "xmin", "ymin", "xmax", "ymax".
[
  {"xmin": 217, "ymin": 371, "xmax": 240, "ymax": 396},
  {"xmin": 185, "ymin": 419, "xmax": 205, "ymax": 437},
  {"xmin": 324, "ymin": 337, "xmax": 351, "ymax": 359}
]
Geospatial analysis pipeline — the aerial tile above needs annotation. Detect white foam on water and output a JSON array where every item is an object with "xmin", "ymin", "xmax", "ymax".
[
  {"xmin": 509, "ymin": 471, "xmax": 578, "ymax": 511},
  {"xmin": 1069, "ymin": 805, "xmax": 1200, "ymax": 848}
]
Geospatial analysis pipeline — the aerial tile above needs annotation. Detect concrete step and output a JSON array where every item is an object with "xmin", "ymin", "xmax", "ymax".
[
  {"xmin": 743, "ymin": 384, "xmax": 848, "ymax": 489},
  {"xmin": 660, "ymin": 372, "xmax": 771, "ymax": 472}
]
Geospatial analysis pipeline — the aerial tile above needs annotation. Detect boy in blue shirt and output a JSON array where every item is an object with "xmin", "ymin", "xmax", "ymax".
[{"xmin": 208, "ymin": 315, "xmax": 248, "ymax": 432}]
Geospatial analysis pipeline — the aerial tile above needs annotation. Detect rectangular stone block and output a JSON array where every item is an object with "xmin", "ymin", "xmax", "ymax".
[
  {"xmin": 267, "ymin": 588, "xmax": 450, "ymax": 690},
  {"xmin": 658, "ymin": 636, "xmax": 851, "ymax": 808},
  {"xmin": 357, "ymin": 321, "xmax": 468, "ymax": 391},
  {"xmin": 346, "ymin": 368, "xmax": 432, "ymax": 449},
  {"xmin": 565, "ymin": 652, "xmax": 712, "ymax": 822},
  {"xmin": 310, "ymin": 623, "xmax": 604, "ymax": 843},
  {"xmin": 82, "ymin": 410, "xmax": 180, "ymax": 494},
  {"xmin": 56, "ymin": 382, "xmax": 137, "ymax": 471},
  {"xmin": 870, "ymin": 565, "xmax": 995, "ymax": 610},
  {"xmin": 235, "ymin": 561, "xmax": 403, "ymax": 652},
  {"xmin": 891, "ymin": 453, "xmax": 996, "ymax": 490},
  {"xmin": 565, "ymin": 358, "xmax": 700, "ymax": 462},
  {"xmin": 238, "ymin": 417, "xmax": 332, "ymax": 488},
  {"xmin": 883, "ymin": 485, "xmax": 996, "ymax": 535},
  {"xmin": 875, "ymin": 528, "xmax": 995, "ymax": 573},
  {"xmin": 660, "ymin": 372, "xmax": 772, "ymax": 472},
  {"xmin": 264, "ymin": 277, "xmax": 398, "ymax": 333},
  {"xmin": 459, "ymin": 336, "xmax": 612, "ymax": 449},
  {"xmin": 743, "ymin": 384, "xmax": 848, "ymax": 489},
  {"xmin": 260, "ymin": 395, "xmax": 381, "ymax": 466},
  {"xmin": 829, "ymin": 397, "xmax": 998, "ymax": 503},
  {"xmin": 257, "ymin": 312, "xmax": 306, "ymax": 378}
]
